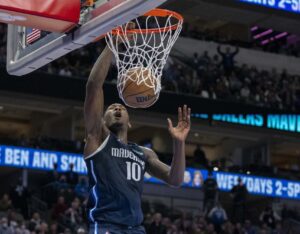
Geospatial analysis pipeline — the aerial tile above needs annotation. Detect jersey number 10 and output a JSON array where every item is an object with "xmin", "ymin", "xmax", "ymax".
[{"xmin": 126, "ymin": 161, "xmax": 141, "ymax": 181}]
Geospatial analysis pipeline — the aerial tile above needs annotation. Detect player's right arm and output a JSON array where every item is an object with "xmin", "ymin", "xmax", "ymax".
[
  {"xmin": 84, "ymin": 46, "xmax": 113, "ymax": 158},
  {"xmin": 143, "ymin": 105, "xmax": 191, "ymax": 187}
]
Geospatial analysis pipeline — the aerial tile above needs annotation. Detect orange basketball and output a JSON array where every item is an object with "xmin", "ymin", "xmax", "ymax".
[{"xmin": 121, "ymin": 67, "xmax": 159, "ymax": 108}]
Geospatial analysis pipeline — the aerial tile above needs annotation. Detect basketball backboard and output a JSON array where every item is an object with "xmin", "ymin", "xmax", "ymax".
[{"xmin": 6, "ymin": 0, "xmax": 168, "ymax": 76}]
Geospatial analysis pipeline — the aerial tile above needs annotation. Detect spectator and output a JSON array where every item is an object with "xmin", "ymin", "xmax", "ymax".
[
  {"xmin": 240, "ymin": 85, "xmax": 251, "ymax": 101},
  {"xmin": 196, "ymin": 214, "xmax": 208, "ymax": 231},
  {"xmin": 206, "ymin": 223, "xmax": 217, "ymax": 234},
  {"xmin": 15, "ymin": 223, "xmax": 30, "ymax": 234},
  {"xmin": 259, "ymin": 206, "xmax": 281, "ymax": 229},
  {"xmin": 259, "ymin": 223, "xmax": 271, "ymax": 234},
  {"xmin": 220, "ymin": 220, "xmax": 235, "ymax": 234},
  {"xmin": 143, "ymin": 213, "xmax": 153, "ymax": 232},
  {"xmin": 174, "ymin": 212, "xmax": 194, "ymax": 233},
  {"xmin": 65, "ymin": 163, "xmax": 79, "ymax": 185},
  {"xmin": 272, "ymin": 222, "xmax": 283, "ymax": 234},
  {"xmin": 52, "ymin": 196, "xmax": 68, "ymax": 221},
  {"xmin": 161, "ymin": 217, "xmax": 172, "ymax": 233},
  {"xmin": 203, "ymin": 170, "xmax": 218, "ymax": 214},
  {"xmin": 230, "ymin": 177, "xmax": 248, "ymax": 223},
  {"xmin": 49, "ymin": 222, "xmax": 59, "ymax": 234},
  {"xmin": 193, "ymin": 145, "xmax": 208, "ymax": 168},
  {"xmin": 64, "ymin": 198, "xmax": 83, "ymax": 231},
  {"xmin": 9, "ymin": 180, "xmax": 29, "ymax": 219},
  {"xmin": 191, "ymin": 52, "xmax": 200, "ymax": 68},
  {"xmin": 6, "ymin": 209, "xmax": 24, "ymax": 227},
  {"xmin": 148, "ymin": 213, "xmax": 166, "ymax": 234},
  {"xmin": 281, "ymin": 204, "xmax": 291, "ymax": 220},
  {"xmin": 37, "ymin": 222, "xmax": 49, "ymax": 234},
  {"xmin": 243, "ymin": 219, "xmax": 256, "ymax": 234},
  {"xmin": 217, "ymin": 45, "xmax": 239, "ymax": 77},
  {"xmin": 233, "ymin": 222, "xmax": 244, "ymax": 234},
  {"xmin": 0, "ymin": 217, "xmax": 14, "ymax": 234},
  {"xmin": 47, "ymin": 163, "xmax": 60, "ymax": 184},
  {"xmin": 56, "ymin": 175, "xmax": 69, "ymax": 191},
  {"xmin": 64, "ymin": 228, "xmax": 72, "ymax": 234},
  {"xmin": 166, "ymin": 224, "xmax": 178, "ymax": 234},
  {"xmin": 60, "ymin": 188, "xmax": 75, "ymax": 206},
  {"xmin": 28, "ymin": 212, "xmax": 42, "ymax": 232},
  {"xmin": 74, "ymin": 177, "xmax": 89, "ymax": 200},
  {"xmin": 199, "ymin": 51, "xmax": 211, "ymax": 68},
  {"xmin": 43, "ymin": 163, "xmax": 61, "ymax": 207},
  {"xmin": 77, "ymin": 227, "xmax": 86, "ymax": 234},
  {"xmin": 208, "ymin": 203, "xmax": 228, "ymax": 233},
  {"xmin": 0, "ymin": 193, "xmax": 12, "ymax": 212}
]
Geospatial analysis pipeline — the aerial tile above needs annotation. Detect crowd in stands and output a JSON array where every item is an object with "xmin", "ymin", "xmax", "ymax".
[
  {"xmin": 0, "ymin": 163, "xmax": 298, "ymax": 234},
  {"xmin": 163, "ymin": 48, "xmax": 300, "ymax": 111},
  {"xmin": 181, "ymin": 22, "xmax": 300, "ymax": 58},
  {"xmin": 143, "ymin": 209, "xmax": 284, "ymax": 234},
  {"xmin": 42, "ymin": 38, "xmax": 300, "ymax": 111},
  {"xmin": 1, "ymin": 23, "xmax": 300, "ymax": 110},
  {"xmin": 0, "ymin": 166, "xmax": 89, "ymax": 234}
]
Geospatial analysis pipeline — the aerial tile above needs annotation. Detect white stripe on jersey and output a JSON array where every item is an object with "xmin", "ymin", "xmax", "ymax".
[
  {"xmin": 90, "ymin": 160, "xmax": 98, "ymax": 222},
  {"xmin": 85, "ymin": 134, "xmax": 110, "ymax": 160}
]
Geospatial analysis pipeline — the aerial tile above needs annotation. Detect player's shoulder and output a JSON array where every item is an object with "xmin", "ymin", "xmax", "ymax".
[{"xmin": 139, "ymin": 146, "xmax": 158, "ymax": 160}]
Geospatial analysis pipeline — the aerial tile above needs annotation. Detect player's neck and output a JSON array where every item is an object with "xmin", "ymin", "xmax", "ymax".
[
  {"xmin": 115, "ymin": 131, "xmax": 128, "ymax": 144},
  {"xmin": 108, "ymin": 124, "xmax": 128, "ymax": 144}
]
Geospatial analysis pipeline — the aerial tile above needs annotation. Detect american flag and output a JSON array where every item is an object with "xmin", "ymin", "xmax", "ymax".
[{"xmin": 26, "ymin": 28, "xmax": 41, "ymax": 44}]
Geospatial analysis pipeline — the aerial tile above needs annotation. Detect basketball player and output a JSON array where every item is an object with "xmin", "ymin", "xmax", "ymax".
[{"xmin": 84, "ymin": 43, "xmax": 191, "ymax": 233}]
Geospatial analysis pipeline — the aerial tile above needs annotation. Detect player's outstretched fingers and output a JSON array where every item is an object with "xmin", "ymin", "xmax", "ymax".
[
  {"xmin": 187, "ymin": 107, "xmax": 191, "ymax": 127},
  {"xmin": 167, "ymin": 118, "xmax": 173, "ymax": 130},
  {"xmin": 178, "ymin": 107, "xmax": 182, "ymax": 123},
  {"xmin": 183, "ymin": 105, "xmax": 187, "ymax": 122}
]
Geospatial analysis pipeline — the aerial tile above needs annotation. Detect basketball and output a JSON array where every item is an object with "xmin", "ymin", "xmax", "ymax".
[{"xmin": 120, "ymin": 67, "xmax": 159, "ymax": 108}]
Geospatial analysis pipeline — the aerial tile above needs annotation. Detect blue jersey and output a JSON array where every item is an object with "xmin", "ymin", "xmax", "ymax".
[{"xmin": 85, "ymin": 133, "xmax": 147, "ymax": 226}]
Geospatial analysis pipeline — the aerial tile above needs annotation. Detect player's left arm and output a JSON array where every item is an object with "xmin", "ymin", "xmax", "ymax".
[{"xmin": 143, "ymin": 105, "xmax": 191, "ymax": 187}]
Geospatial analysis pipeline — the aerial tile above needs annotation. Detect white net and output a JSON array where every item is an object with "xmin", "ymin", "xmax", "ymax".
[{"xmin": 106, "ymin": 10, "xmax": 183, "ymax": 100}]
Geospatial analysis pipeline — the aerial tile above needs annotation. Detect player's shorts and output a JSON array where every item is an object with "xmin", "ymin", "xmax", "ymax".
[{"xmin": 89, "ymin": 222, "xmax": 146, "ymax": 234}]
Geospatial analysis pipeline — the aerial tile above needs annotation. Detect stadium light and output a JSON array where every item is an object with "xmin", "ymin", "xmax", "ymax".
[{"xmin": 213, "ymin": 167, "xmax": 219, "ymax": 171}]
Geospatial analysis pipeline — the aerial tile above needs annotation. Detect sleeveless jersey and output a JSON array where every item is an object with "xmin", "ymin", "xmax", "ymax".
[{"xmin": 85, "ymin": 133, "xmax": 147, "ymax": 226}]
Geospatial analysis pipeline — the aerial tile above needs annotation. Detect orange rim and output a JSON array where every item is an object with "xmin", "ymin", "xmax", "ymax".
[{"xmin": 111, "ymin": 8, "xmax": 183, "ymax": 35}]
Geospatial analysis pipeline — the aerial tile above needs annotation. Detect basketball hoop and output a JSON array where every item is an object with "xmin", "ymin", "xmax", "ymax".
[{"xmin": 106, "ymin": 8, "xmax": 183, "ymax": 106}]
